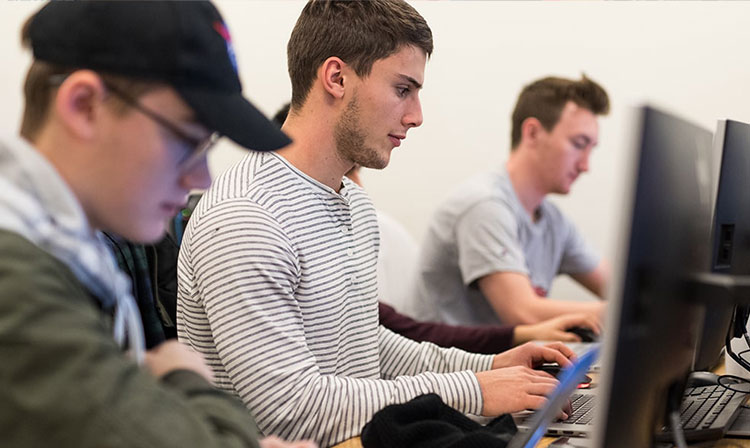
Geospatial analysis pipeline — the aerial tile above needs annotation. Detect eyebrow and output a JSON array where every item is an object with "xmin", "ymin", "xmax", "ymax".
[
  {"xmin": 571, "ymin": 135, "xmax": 599, "ymax": 148},
  {"xmin": 398, "ymin": 74, "xmax": 423, "ymax": 90}
]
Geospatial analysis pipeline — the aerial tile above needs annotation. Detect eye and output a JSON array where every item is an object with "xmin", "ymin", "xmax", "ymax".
[
  {"xmin": 572, "ymin": 139, "xmax": 588, "ymax": 150},
  {"xmin": 396, "ymin": 86, "xmax": 410, "ymax": 97}
]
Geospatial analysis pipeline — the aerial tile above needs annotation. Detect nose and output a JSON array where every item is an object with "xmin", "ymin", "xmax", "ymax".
[
  {"xmin": 180, "ymin": 156, "xmax": 212, "ymax": 190},
  {"xmin": 403, "ymin": 96, "xmax": 423, "ymax": 129},
  {"xmin": 577, "ymin": 149, "xmax": 591, "ymax": 173}
]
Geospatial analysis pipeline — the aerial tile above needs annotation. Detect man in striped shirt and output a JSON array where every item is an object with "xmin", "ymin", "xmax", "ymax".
[{"xmin": 177, "ymin": 1, "xmax": 573, "ymax": 446}]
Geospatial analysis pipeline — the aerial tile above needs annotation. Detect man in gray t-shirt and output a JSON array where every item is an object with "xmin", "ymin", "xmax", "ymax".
[{"xmin": 410, "ymin": 75, "xmax": 610, "ymax": 327}]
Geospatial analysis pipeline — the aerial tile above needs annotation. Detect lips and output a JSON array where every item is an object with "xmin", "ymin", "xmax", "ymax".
[
  {"xmin": 389, "ymin": 134, "xmax": 405, "ymax": 147},
  {"xmin": 161, "ymin": 201, "xmax": 186, "ymax": 218}
]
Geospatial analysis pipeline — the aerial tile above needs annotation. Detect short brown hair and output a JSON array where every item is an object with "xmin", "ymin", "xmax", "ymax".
[
  {"xmin": 510, "ymin": 75, "xmax": 610, "ymax": 150},
  {"xmin": 19, "ymin": 14, "xmax": 159, "ymax": 141},
  {"xmin": 287, "ymin": 0, "xmax": 433, "ymax": 110}
]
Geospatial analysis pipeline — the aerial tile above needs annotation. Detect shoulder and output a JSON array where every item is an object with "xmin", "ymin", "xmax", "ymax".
[
  {"xmin": 191, "ymin": 154, "xmax": 306, "ymax": 236},
  {"xmin": 0, "ymin": 230, "xmax": 77, "ymax": 280},
  {"xmin": 441, "ymin": 172, "xmax": 516, "ymax": 217},
  {"xmin": 0, "ymin": 230, "xmax": 100, "ymax": 319}
]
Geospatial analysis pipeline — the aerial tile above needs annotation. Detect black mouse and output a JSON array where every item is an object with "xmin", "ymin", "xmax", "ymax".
[
  {"xmin": 537, "ymin": 364, "xmax": 592, "ymax": 384},
  {"xmin": 567, "ymin": 326, "xmax": 598, "ymax": 343}
]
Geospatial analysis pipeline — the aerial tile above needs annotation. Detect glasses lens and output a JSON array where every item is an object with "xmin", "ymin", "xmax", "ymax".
[{"xmin": 179, "ymin": 132, "xmax": 220, "ymax": 169}]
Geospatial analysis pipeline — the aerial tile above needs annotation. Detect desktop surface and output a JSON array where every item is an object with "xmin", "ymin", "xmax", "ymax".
[{"xmin": 331, "ymin": 356, "xmax": 750, "ymax": 448}]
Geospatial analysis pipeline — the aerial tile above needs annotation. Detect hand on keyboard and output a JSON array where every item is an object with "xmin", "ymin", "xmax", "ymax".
[
  {"xmin": 475, "ymin": 365, "xmax": 563, "ymax": 417},
  {"xmin": 491, "ymin": 341, "xmax": 575, "ymax": 370}
]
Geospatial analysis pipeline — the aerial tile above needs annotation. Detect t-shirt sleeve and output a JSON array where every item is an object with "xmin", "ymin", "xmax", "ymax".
[
  {"xmin": 558, "ymin": 216, "xmax": 600, "ymax": 275},
  {"xmin": 455, "ymin": 199, "xmax": 529, "ymax": 286}
]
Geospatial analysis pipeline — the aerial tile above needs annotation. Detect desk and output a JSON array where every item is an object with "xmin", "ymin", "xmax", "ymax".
[
  {"xmin": 333, "ymin": 434, "xmax": 750, "ymax": 448},
  {"xmin": 533, "ymin": 359, "xmax": 750, "ymax": 448},
  {"xmin": 331, "ymin": 359, "xmax": 750, "ymax": 448},
  {"xmin": 332, "ymin": 438, "xmax": 361, "ymax": 448}
]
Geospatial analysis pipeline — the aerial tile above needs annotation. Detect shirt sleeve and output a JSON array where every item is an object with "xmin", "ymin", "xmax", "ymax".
[
  {"xmin": 557, "ymin": 215, "xmax": 600, "ymax": 275},
  {"xmin": 455, "ymin": 198, "xmax": 529, "ymax": 286},
  {"xmin": 378, "ymin": 302, "xmax": 515, "ymax": 354},
  {"xmin": 0, "ymin": 232, "xmax": 262, "ymax": 448},
  {"xmin": 186, "ymin": 200, "xmax": 493, "ymax": 447}
]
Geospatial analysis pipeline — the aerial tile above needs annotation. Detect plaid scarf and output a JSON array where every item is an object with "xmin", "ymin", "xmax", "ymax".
[{"xmin": 0, "ymin": 135, "xmax": 145, "ymax": 363}]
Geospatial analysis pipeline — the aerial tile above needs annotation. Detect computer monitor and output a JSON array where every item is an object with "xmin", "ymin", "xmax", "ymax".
[
  {"xmin": 693, "ymin": 119, "xmax": 750, "ymax": 372},
  {"xmin": 591, "ymin": 106, "xmax": 715, "ymax": 447}
]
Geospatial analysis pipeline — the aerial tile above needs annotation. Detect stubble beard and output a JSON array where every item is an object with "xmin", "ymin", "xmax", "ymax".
[{"xmin": 334, "ymin": 94, "xmax": 389, "ymax": 170}]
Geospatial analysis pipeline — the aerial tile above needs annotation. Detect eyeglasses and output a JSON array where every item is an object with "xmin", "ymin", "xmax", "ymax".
[{"xmin": 49, "ymin": 74, "xmax": 220, "ymax": 169}]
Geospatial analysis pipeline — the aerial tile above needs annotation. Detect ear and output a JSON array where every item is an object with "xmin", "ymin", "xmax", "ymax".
[
  {"xmin": 53, "ymin": 70, "xmax": 107, "ymax": 141},
  {"xmin": 319, "ymin": 56, "xmax": 348, "ymax": 100},
  {"xmin": 520, "ymin": 117, "xmax": 545, "ymax": 147}
]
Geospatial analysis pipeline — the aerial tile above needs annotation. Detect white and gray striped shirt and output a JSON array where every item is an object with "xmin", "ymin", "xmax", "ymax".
[{"xmin": 177, "ymin": 152, "xmax": 493, "ymax": 447}]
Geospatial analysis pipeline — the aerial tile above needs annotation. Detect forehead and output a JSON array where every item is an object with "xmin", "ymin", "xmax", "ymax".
[
  {"xmin": 368, "ymin": 45, "xmax": 427, "ymax": 86},
  {"xmin": 552, "ymin": 101, "xmax": 599, "ymax": 140}
]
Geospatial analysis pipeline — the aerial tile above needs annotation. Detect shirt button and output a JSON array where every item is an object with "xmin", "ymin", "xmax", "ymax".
[
  {"xmin": 347, "ymin": 248, "xmax": 354, "ymax": 257},
  {"xmin": 340, "ymin": 226, "xmax": 350, "ymax": 234}
]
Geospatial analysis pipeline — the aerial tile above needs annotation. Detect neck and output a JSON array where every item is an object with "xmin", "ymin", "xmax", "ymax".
[
  {"xmin": 505, "ymin": 153, "xmax": 546, "ymax": 218},
  {"xmin": 276, "ymin": 107, "xmax": 352, "ymax": 192}
]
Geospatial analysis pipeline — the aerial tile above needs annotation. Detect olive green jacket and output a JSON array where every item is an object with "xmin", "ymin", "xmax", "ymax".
[{"xmin": 0, "ymin": 229, "xmax": 262, "ymax": 447}]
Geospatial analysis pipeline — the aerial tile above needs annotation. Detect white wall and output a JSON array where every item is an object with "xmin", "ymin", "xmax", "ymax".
[{"xmin": 3, "ymin": 1, "xmax": 750, "ymax": 301}]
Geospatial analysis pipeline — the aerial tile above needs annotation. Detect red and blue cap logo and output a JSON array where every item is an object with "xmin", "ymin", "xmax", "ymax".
[{"xmin": 213, "ymin": 21, "xmax": 238, "ymax": 74}]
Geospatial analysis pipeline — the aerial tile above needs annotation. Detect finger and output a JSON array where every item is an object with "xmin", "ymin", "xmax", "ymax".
[
  {"xmin": 581, "ymin": 314, "xmax": 602, "ymax": 335},
  {"xmin": 527, "ymin": 369, "xmax": 561, "ymax": 384},
  {"xmin": 556, "ymin": 330, "xmax": 582, "ymax": 343},
  {"xmin": 562, "ymin": 399, "xmax": 573, "ymax": 415},
  {"xmin": 541, "ymin": 343, "xmax": 576, "ymax": 365},
  {"xmin": 523, "ymin": 394, "xmax": 548, "ymax": 411},
  {"xmin": 558, "ymin": 313, "xmax": 588, "ymax": 327},
  {"xmin": 259, "ymin": 436, "xmax": 283, "ymax": 448},
  {"xmin": 563, "ymin": 313, "xmax": 603, "ymax": 335},
  {"xmin": 526, "ymin": 381, "xmax": 559, "ymax": 397},
  {"xmin": 290, "ymin": 443, "xmax": 318, "ymax": 448}
]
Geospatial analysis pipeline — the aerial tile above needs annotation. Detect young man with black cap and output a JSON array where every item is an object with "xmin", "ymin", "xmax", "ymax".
[
  {"xmin": 178, "ymin": 1, "xmax": 574, "ymax": 446},
  {"xmin": 0, "ymin": 2, "xmax": 314, "ymax": 447}
]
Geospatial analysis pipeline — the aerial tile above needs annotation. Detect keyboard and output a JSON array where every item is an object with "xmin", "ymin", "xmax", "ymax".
[
  {"xmin": 656, "ymin": 384, "xmax": 748, "ymax": 442},
  {"xmin": 566, "ymin": 394, "xmax": 596, "ymax": 425},
  {"xmin": 556, "ymin": 385, "xmax": 746, "ymax": 442},
  {"xmin": 566, "ymin": 342, "xmax": 601, "ymax": 371}
]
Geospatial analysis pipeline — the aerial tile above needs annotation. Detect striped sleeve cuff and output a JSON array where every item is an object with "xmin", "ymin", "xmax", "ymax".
[{"xmin": 414, "ymin": 370, "xmax": 485, "ymax": 415}]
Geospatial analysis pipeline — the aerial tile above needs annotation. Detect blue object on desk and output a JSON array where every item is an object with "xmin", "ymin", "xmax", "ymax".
[{"xmin": 507, "ymin": 346, "xmax": 601, "ymax": 448}]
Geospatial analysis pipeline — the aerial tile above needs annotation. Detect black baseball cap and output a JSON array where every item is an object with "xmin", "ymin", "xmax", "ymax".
[{"xmin": 28, "ymin": 0, "xmax": 291, "ymax": 152}]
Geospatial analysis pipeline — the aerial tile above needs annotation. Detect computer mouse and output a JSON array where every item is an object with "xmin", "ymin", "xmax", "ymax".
[
  {"xmin": 537, "ymin": 363, "xmax": 592, "ymax": 384},
  {"xmin": 686, "ymin": 370, "xmax": 720, "ymax": 387},
  {"xmin": 567, "ymin": 326, "xmax": 598, "ymax": 343}
]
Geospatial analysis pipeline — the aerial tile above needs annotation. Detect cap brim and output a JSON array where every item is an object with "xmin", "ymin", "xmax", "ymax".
[{"xmin": 177, "ymin": 88, "xmax": 291, "ymax": 152}]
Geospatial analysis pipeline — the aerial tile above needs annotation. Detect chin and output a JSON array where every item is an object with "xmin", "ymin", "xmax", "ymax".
[
  {"xmin": 118, "ymin": 223, "xmax": 167, "ymax": 244},
  {"xmin": 365, "ymin": 153, "xmax": 391, "ymax": 170}
]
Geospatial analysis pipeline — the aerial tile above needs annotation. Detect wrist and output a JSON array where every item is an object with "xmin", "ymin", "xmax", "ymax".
[{"xmin": 512, "ymin": 324, "xmax": 533, "ymax": 346}]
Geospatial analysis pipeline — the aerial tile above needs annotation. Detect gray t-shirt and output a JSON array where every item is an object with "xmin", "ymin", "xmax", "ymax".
[{"xmin": 408, "ymin": 168, "xmax": 599, "ymax": 326}]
